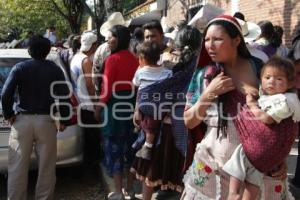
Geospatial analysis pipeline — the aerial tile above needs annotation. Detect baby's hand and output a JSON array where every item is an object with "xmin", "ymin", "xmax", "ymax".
[
  {"xmin": 243, "ymin": 83, "xmax": 258, "ymax": 96},
  {"xmin": 133, "ymin": 110, "xmax": 141, "ymax": 128}
]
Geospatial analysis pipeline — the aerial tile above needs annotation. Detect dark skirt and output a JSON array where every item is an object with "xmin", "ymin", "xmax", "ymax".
[
  {"xmin": 101, "ymin": 90, "xmax": 137, "ymax": 176},
  {"xmin": 130, "ymin": 123, "xmax": 185, "ymax": 192},
  {"xmin": 101, "ymin": 90, "xmax": 135, "ymax": 137}
]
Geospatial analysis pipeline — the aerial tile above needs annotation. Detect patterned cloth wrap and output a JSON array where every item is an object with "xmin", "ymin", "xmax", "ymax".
[
  {"xmin": 137, "ymin": 56, "xmax": 198, "ymax": 156},
  {"xmin": 253, "ymin": 43, "xmax": 277, "ymax": 58},
  {"xmin": 205, "ymin": 64, "xmax": 298, "ymax": 173}
]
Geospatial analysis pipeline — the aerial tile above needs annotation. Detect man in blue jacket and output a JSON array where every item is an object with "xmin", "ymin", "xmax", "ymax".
[{"xmin": 2, "ymin": 35, "xmax": 70, "ymax": 200}]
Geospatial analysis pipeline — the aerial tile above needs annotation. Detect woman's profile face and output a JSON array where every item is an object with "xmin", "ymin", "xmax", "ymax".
[
  {"xmin": 204, "ymin": 24, "xmax": 238, "ymax": 63},
  {"xmin": 107, "ymin": 31, "xmax": 118, "ymax": 51}
]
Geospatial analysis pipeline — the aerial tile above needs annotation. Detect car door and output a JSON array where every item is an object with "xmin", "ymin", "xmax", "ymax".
[{"xmin": 0, "ymin": 56, "xmax": 29, "ymax": 171}]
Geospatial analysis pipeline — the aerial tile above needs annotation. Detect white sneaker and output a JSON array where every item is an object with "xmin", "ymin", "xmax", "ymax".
[{"xmin": 107, "ymin": 192, "xmax": 125, "ymax": 200}]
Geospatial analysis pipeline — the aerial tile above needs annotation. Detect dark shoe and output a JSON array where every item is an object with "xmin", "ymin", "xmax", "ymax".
[
  {"xmin": 135, "ymin": 145, "xmax": 152, "ymax": 160},
  {"xmin": 156, "ymin": 189, "xmax": 180, "ymax": 200}
]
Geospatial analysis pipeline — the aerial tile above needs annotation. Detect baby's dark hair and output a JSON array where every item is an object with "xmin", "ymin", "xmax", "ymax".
[
  {"xmin": 137, "ymin": 41, "xmax": 160, "ymax": 65},
  {"xmin": 261, "ymin": 57, "xmax": 296, "ymax": 82}
]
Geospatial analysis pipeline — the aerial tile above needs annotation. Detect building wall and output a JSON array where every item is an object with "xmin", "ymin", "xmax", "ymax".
[
  {"xmin": 165, "ymin": 0, "xmax": 300, "ymax": 47},
  {"xmin": 206, "ymin": 0, "xmax": 231, "ymax": 13},
  {"xmin": 165, "ymin": 0, "xmax": 203, "ymax": 27},
  {"xmin": 206, "ymin": 0, "xmax": 300, "ymax": 47},
  {"xmin": 165, "ymin": 0, "xmax": 188, "ymax": 27},
  {"xmin": 237, "ymin": 0, "xmax": 300, "ymax": 46}
]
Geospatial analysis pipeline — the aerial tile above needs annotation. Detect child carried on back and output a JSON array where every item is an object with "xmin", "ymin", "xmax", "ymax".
[{"xmin": 132, "ymin": 41, "xmax": 172, "ymax": 160}]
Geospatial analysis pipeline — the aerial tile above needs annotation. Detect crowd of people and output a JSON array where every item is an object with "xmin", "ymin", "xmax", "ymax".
[
  {"xmin": 0, "ymin": 26, "xmax": 59, "ymax": 49},
  {"xmin": 2, "ymin": 7, "xmax": 300, "ymax": 200}
]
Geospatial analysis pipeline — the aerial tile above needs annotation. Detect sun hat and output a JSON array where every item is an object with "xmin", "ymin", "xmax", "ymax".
[
  {"xmin": 80, "ymin": 32, "xmax": 97, "ymax": 52},
  {"xmin": 188, "ymin": 4, "xmax": 224, "ymax": 32},
  {"xmin": 236, "ymin": 18, "xmax": 261, "ymax": 43},
  {"xmin": 100, "ymin": 12, "xmax": 131, "ymax": 38}
]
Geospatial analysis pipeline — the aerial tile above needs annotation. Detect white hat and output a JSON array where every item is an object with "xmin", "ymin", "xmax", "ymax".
[
  {"xmin": 188, "ymin": 4, "xmax": 224, "ymax": 32},
  {"xmin": 236, "ymin": 18, "xmax": 261, "ymax": 43},
  {"xmin": 100, "ymin": 12, "xmax": 131, "ymax": 38},
  {"xmin": 80, "ymin": 32, "xmax": 97, "ymax": 52}
]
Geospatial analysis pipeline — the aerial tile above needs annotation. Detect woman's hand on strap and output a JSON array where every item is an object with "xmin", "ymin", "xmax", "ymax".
[
  {"xmin": 246, "ymin": 93, "xmax": 258, "ymax": 107},
  {"xmin": 204, "ymin": 72, "xmax": 235, "ymax": 98}
]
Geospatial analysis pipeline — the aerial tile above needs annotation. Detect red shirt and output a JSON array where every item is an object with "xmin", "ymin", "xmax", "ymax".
[{"xmin": 100, "ymin": 50, "xmax": 139, "ymax": 104}]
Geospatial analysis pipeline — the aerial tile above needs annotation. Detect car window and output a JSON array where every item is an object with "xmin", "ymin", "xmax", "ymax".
[{"xmin": 0, "ymin": 58, "xmax": 28, "ymax": 95}]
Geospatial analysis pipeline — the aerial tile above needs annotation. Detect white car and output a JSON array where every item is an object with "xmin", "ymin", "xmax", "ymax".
[{"xmin": 0, "ymin": 48, "xmax": 83, "ymax": 172}]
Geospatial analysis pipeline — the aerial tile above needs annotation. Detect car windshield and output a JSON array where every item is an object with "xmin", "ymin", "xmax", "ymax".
[{"xmin": 0, "ymin": 58, "xmax": 28, "ymax": 95}]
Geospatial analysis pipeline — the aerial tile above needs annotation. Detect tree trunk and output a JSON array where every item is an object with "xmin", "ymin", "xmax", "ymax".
[
  {"xmin": 68, "ymin": 19, "xmax": 81, "ymax": 34},
  {"xmin": 80, "ymin": 0, "xmax": 121, "ymax": 42}
]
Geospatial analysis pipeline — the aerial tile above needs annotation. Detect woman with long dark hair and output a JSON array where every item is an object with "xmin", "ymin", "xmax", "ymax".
[
  {"xmin": 95, "ymin": 25, "xmax": 139, "ymax": 200},
  {"xmin": 252, "ymin": 20, "xmax": 281, "ymax": 58},
  {"xmin": 181, "ymin": 15, "xmax": 294, "ymax": 199},
  {"xmin": 130, "ymin": 25, "xmax": 202, "ymax": 200}
]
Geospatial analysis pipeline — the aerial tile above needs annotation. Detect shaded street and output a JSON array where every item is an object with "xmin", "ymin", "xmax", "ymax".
[{"xmin": 0, "ymin": 165, "xmax": 106, "ymax": 200}]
